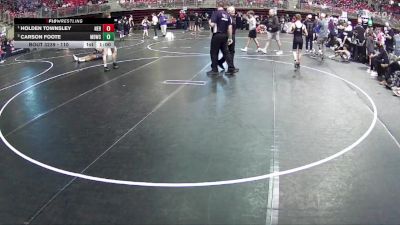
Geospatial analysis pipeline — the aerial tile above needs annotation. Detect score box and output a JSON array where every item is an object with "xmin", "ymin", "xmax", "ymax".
[
  {"xmin": 102, "ymin": 24, "xmax": 115, "ymax": 32},
  {"xmin": 103, "ymin": 32, "xmax": 115, "ymax": 41}
]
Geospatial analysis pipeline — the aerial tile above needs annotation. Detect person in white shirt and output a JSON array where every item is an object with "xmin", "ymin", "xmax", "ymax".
[
  {"xmin": 152, "ymin": 13, "xmax": 159, "ymax": 39},
  {"xmin": 241, "ymin": 11, "xmax": 261, "ymax": 52}
]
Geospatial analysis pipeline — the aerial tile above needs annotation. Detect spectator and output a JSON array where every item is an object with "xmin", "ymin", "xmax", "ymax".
[
  {"xmin": 352, "ymin": 18, "xmax": 366, "ymax": 63},
  {"xmin": 382, "ymin": 57, "xmax": 400, "ymax": 86},
  {"xmin": 179, "ymin": 10, "xmax": 187, "ymax": 31},
  {"xmin": 367, "ymin": 29, "xmax": 376, "ymax": 74},
  {"xmin": 0, "ymin": 42, "xmax": 6, "ymax": 63},
  {"xmin": 371, "ymin": 43, "xmax": 389, "ymax": 78},
  {"xmin": 384, "ymin": 22, "xmax": 395, "ymax": 53},
  {"xmin": 129, "ymin": 15, "xmax": 134, "ymax": 35},
  {"xmin": 304, "ymin": 14, "xmax": 315, "ymax": 52}
]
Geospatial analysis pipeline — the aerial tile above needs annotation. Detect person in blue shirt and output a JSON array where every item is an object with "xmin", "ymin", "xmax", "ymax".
[{"xmin": 159, "ymin": 11, "xmax": 167, "ymax": 37}]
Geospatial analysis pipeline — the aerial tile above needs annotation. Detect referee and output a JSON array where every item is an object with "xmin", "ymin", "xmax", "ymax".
[
  {"xmin": 218, "ymin": 6, "xmax": 239, "ymax": 75},
  {"xmin": 207, "ymin": 2, "xmax": 237, "ymax": 76}
]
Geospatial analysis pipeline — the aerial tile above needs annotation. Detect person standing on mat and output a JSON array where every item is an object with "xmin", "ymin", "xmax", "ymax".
[
  {"xmin": 290, "ymin": 14, "xmax": 308, "ymax": 69},
  {"xmin": 159, "ymin": 11, "xmax": 167, "ymax": 37},
  {"xmin": 123, "ymin": 17, "xmax": 130, "ymax": 39},
  {"xmin": 236, "ymin": 12, "xmax": 242, "ymax": 30},
  {"xmin": 128, "ymin": 15, "xmax": 134, "ymax": 36},
  {"xmin": 316, "ymin": 13, "xmax": 329, "ymax": 60},
  {"xmin": 151, "ymin": 13, "xmax": 159, "ymax": 39},
  {"xmin": 261, "ymin": 9, "xmax": 283, "ymax": 55},
  {"xmin": 194, "ymin": 13, "xmax": 201, "ymax": 32},
  {"xmin": 103, "ymin": 13, "xmax": 119, "ymax": 72},
  {"xmin": 304, "ymin": 14, "xmax": 315, "ymax": 53},
  {"xmin": 240, "ymin": 10, "xmax": 261, "ymax": 52},
  {"xmin": 218, "ymin": 6, "xmax": 239, "ymax": 73},
  {"xmin": 207, "ymin": 2, "xmax": 237, "ymax": 76},
  {"xmin": 141, "ymin": 16, "xmax": 150, "ymax": 39}
]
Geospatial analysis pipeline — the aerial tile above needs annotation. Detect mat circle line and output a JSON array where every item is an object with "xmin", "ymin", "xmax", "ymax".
[
  {"xmin": 0, "ymin": 60, "xmax": 54, "ymax": 92},
  {"xmin": 0, "ymin": 55, "xmax": 378, "ymax": 187},
  {"xmin": 147, "ymin": 38, "xmax": 294, "ymax": 56}
]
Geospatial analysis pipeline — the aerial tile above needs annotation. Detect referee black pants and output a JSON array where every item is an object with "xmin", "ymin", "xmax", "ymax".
[
  {"xmin": 218, "ymin": 35, "xmax": 235, "ymax": 69},
  {"xmin": 210, "ymin": 33, "xmax": 234, "ymax": 72},
  {"xmin": 153, "ymin": 25, "xmax": 158, "ymax": 36}
]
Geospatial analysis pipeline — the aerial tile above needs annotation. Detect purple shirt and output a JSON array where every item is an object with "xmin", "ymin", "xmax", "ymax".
[{"xmin": 159, "ymin": 15, "xmax": 167, "ymax": 25}]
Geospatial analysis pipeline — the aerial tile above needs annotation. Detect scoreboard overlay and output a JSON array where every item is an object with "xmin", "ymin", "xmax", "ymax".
[{"xmin": 14, "ymin": 18, "xmax": 115, "ymax": 49}]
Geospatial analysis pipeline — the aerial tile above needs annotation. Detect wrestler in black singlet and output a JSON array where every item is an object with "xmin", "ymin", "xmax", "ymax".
[{"xmin": 292, "ymin": 22, "xmax": 304, "ymax": 50}]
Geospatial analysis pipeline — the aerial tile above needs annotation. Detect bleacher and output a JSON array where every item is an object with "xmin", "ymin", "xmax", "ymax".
[{"xmin": 0, "ymin": 0, "xmax": 399, "ymax": 29}]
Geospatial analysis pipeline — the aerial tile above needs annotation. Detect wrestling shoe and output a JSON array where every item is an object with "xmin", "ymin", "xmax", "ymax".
[
  {"xmin": 225, "ymin": 69, "xmax": 239, "ymax": 76},
  {"xmin": 393, "ymin": 88, "xmax": 400, "ymax": 97},
  {"xmin": 113, "ymin": 62, "xmax": 119, "ymax": 69},
  {"xmin": 260, "ymin": 48, "xmax": 267, "ymax": 54},
  {"xmin": 206, "ymin": 70, "xmax": 219, "ymax": 76},
  {"xmin": 218, "ymin": 63, "xmax": 225, "ymax": 71}
]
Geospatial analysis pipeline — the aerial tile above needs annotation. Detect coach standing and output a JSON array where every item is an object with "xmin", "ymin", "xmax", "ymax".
[
  {"xmin": 159, "ymin": 11, "xmax": 167, "ymax": 37},
  {"xmin": 207, "ymin": 2, "xmax": 237, "ymax": 76},
  {"xmin": 151, "ymin": 13, "xmax": 159, "ymax": 39}
]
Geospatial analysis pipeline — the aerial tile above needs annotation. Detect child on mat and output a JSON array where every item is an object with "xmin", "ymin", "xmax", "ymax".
[
  {"xmin": 290, "ymin": 14, "xmax": 308, "ymax": 69},
  {"xmin": 241, "ymin": 11, "xmax": 261, "ymax": 52},
  {"xmin": 73, "ymin": 49, "xmax": 104, "ymax": 63},
  {"xmin": 141, "ymin": 16, "xmax": 150, "ymax": 39}
]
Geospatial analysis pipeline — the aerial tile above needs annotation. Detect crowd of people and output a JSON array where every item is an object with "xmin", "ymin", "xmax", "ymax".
[
  {"xmin": 303, "ymin": 0, "xmax": 399, "ymax": 14},
  {"xmin": 0, "ymin": 37, "xmax": 16, "ymax": 64},
  {"xmin": 306, "ymin": 15, "xmax": 400, "ymax": 97},
  {"xmin": 114, "ymin": 11, "xmax": 170, "ymax": 40},
  {"xmin": 302, "ymin": 0, "xmax": 400, "ymax": 27},
  {"xmin": 206, "ymin": 4, "xmax": 400, "ymax": 97}
]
